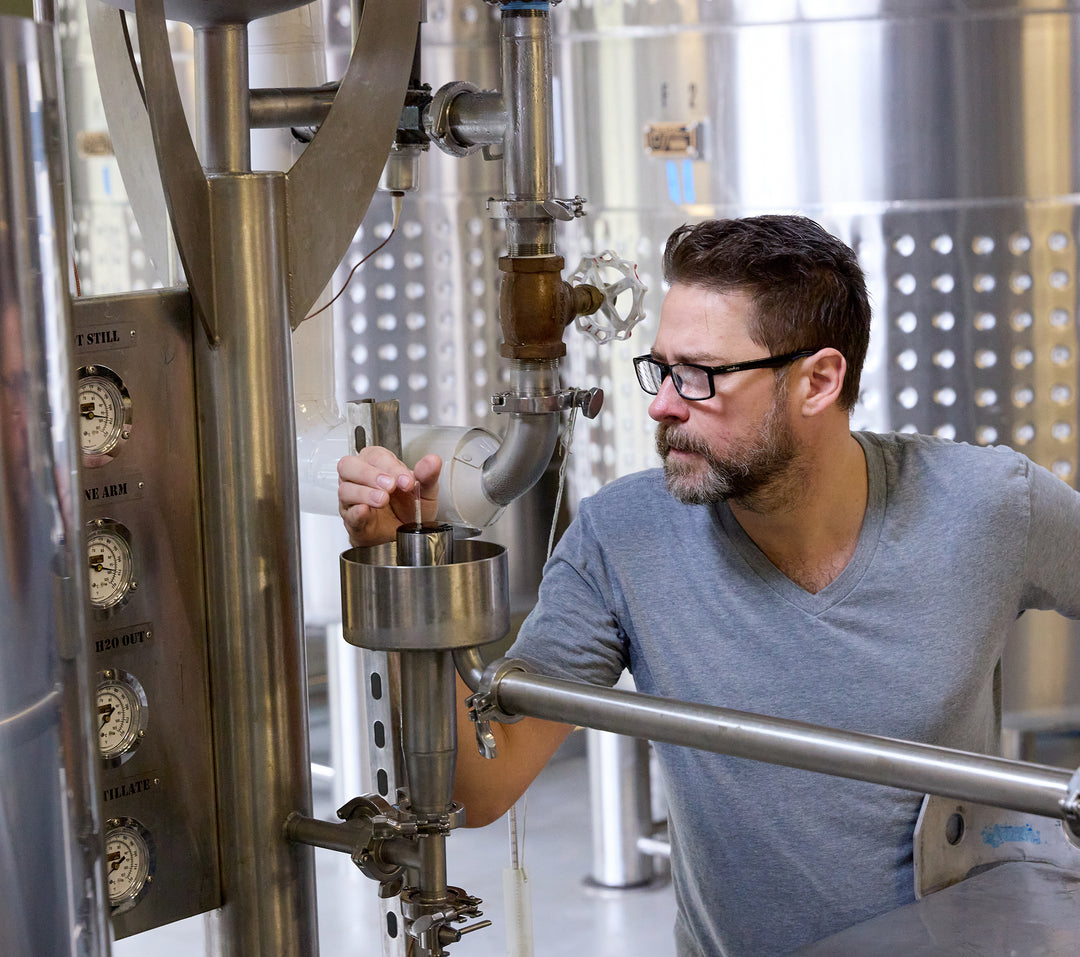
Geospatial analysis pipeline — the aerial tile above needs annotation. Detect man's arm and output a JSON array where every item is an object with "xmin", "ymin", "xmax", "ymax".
[
  {"xmin": 453, "ymin": 674, "xmax": 572, "ymax": 827},
  {"xmin": 1021, "ymin": 460, "xmax": 1080, "ymax": 617},
  {"xmin": 338, "ymin": 446, "xmax": 573, "ymax": 826}
]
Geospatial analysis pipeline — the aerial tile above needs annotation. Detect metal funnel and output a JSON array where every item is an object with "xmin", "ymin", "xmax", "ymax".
[{"xmin": 340, "ymin": 540, "xmax": 510, "ymax": 651}]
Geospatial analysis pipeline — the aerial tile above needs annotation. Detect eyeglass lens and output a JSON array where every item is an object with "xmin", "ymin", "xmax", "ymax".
[{"xmin": 636, "ymin": 359, "xmax": 711, "ymax": 399}]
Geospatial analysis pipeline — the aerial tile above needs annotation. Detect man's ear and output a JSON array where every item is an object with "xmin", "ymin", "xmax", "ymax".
[{"xmin": 797, "ymin": 348, "xmax": 846, "ymax": 416}]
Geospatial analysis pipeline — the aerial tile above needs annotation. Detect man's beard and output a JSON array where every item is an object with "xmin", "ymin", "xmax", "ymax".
[{"xmin": 655, "ymin": 392, "xmax": 799, "ymax": 506}]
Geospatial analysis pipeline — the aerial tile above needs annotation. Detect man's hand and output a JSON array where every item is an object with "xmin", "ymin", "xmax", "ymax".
[{"xmin": 337, "ymin": 448, "xmax": 443, "ymax": 547}]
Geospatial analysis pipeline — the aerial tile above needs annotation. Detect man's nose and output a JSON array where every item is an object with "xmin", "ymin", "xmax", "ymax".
[{"xmin": 647, "ymin": 374, "xmax": 690, "ymax": 422}]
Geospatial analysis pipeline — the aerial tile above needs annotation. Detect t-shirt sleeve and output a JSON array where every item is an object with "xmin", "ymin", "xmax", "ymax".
[
  {"xmin": 1020, "ymin": 459, "xmax": 1080, "ymax": 618},
  {"xmin": 507, "ymin": 505, "xmax": 629, "ymax": 688}
]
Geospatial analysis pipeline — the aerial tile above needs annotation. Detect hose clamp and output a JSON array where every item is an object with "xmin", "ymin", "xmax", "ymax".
[{"xmin": 490, "ymin": 387, "xmax": 603, "ymax": 418}]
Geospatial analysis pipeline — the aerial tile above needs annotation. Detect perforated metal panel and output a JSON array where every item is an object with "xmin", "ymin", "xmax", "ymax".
[
  {"xmin": 880, "ymin": 207, "xmax": 1077, "ymax": 479},
  {"xmin": 326, "ymin": 0, "xmax": 510, "ymax": 434}
]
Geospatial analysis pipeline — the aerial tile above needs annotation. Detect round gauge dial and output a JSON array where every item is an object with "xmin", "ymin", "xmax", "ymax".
[
  {"xmin": 86, "ymin": 520, "xmax": 136, "ymax": 611},
  {"xmin": 105, "ymin": 817, "xmax": 155, "ymax": 913},
  {"xmin": 78, "ymin": 365, "xmax": 131, "ymax": 461},
  {"xmin": 97, "ymin": 669, "xmax": 148, "ymax": 765}
]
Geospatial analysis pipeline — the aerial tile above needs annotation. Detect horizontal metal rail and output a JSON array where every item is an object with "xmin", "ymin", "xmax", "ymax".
[{"xmin": 492, "ymin": 669, "xmax": 1078, "ymax": 821}]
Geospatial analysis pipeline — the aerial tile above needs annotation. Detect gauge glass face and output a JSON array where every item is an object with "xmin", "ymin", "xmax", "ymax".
[
  {"xmin": 79, "ymin": 374, "xmax": 127, "ymax": 457},
  {"xmin": 87, "ymin": 525, "xmax": 135, "ymax": 610},
  {"xmin": 105, "ymin": 821, "xmax": 153, "ymax": 910},
  {"xmin": 97, "ymin": 672, "xmax": 147, "ymax": 762}
]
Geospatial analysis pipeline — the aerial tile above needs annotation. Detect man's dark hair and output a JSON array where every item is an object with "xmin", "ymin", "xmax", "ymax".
[{"xmin": 661, "ymin": 215, "xmax": 871, "ymax": 411}]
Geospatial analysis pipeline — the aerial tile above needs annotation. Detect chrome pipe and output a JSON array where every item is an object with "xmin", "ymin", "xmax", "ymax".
[
  {"xmin": 0, "ymin": 15, "xmax": 107, "ymax": 955},
  {"xmin": 481, "ymin": 360, "xmax": 562, "ymax": 507},
  {"xmin": 586, "ymin": 730, "xmax": 656, "ymax": 888},
  {"xmin": 284, "ymin": 812, "xmax": 422, "ymax": 869},
  {"xmin": 249, "ymin": 86, "xmax": 336, "ymax": 129},
  {"xmin": 500, "ymin": 4, "xmax": 556, "ymax": 255},
  {"xmin": 400, "ymin": 651, "xmax": 457, "ymax": 820},
  {"xmin": 196, "ymin": 23, "xmax": 250, "ymax": 172},
  {"xmin": 448, "ymin": 90, "xmax": 506, "ymax": 149},
  {"xmin": 493, "ymin": 670, "xmax": 1076, "ymax": 820},
  {"xmin": 198, "ymin": 173, "xmax": 317, "ymax": 956},
  {"xmin": 453, "ymin": 646, "xmax": 487, "ymax": 693},
  {"xmin": 396, "ymin": 523, "xmax": 455, "ymax": 568},
  {"xmin": 396, "ymin": 524, "xmax": 457, "ymax": 906},
  {"xmin": 284, "ymin": 812, "xmax": 361, "ymax": 856}
]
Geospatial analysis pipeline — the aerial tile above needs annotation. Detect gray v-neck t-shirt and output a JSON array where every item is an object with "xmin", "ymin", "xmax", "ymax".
[{"xmin": 509, "ymin": 431, "xmax": 1080, "ymax": 956}]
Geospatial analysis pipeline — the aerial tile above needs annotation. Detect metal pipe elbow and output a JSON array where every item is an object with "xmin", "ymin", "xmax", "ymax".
[{"xmin": 480, "ymin": 410, "xmax": 561, "ymax": 507}]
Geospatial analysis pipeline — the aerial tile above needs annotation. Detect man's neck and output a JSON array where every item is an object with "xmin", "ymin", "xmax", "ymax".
[{"xmin": 727, "ymin": 430, "xmax": 869, "ymax": 594}]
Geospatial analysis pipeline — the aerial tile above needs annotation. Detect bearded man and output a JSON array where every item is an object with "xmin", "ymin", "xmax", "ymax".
[{"xmin": 337, "ymin": 215, "xmax": 1080, "ymax": 956}]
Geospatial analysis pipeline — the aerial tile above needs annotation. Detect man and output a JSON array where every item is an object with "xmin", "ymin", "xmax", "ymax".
[{"xmin": 338, "ymin": 215, "xmax": 1080, "ymax": 955}]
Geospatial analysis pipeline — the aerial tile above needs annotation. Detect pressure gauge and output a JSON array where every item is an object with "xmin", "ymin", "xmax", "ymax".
[
  {"xmin": 86, "ymin": 519, "xmax": 136, "ymax": 612},
  {"xmin": 105, "ymin": 817, "xmax": 155, "ymax": 913},
  {"xmin": 97, "ymin": 669, "xmax": 148, "ymax": 766},
  {"xmin": 78, "ymin": 365, "xmax": 131, "ymax": 463}
]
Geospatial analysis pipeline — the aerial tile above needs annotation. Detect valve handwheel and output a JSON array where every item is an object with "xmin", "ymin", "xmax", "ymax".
[{"xmin": 570, "ymin": 250, "xmax": 648, "ymax": 344}]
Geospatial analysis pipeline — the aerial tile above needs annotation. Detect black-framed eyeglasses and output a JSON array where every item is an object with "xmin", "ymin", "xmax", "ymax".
[{"xmin": 633, "ymin": 349, "xmax": 817, "ymax": 401}]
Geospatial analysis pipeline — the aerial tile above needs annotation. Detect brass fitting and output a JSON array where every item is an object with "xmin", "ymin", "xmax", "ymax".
[{"xmin": 498, "ymin": 255, "xmax": 603, "ymax": 360}]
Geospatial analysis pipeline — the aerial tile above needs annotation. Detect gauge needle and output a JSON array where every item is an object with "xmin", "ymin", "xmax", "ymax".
[
  {"xmin": 99, "ymin": 705, "xmax": 114, "ymax": 728},
  {"xmin": 108, "ymin": 853, "xmax": 126, "ymax": 872},
  {"xmin": 89, "ymin": 562, "xmax": 114, "ymax": 573}
]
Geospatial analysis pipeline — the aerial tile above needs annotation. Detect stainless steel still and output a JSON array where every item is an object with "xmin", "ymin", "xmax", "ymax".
[
  {"xmin": 337, "ymin": 530, "xmax": 510, "ymax": 954},
  {"xmin": 0, "ymin": 14, "xmax": 108, "ymax": 957},
  {"xmin": 89, "ymin": 1, "xmax": 421, "ymax": 953}
]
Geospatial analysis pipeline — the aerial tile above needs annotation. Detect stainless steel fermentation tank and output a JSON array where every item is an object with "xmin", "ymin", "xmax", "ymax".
[
  {"xmin": 331, "ymin": 0, "xmax": 1080, "ymax": 725},
  {"xmin": 324, "ymin": 0, "xmax": 1080, "ymax": 890}
]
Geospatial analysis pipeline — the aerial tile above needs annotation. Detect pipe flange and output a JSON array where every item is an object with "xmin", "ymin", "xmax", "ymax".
[
  {"xmin": 471, "ymin": 658, "xmax": 530, "ymax": 723},
  {"xmin": 1060, "ymin": 765, "xmax": 1080, "ymax": 838},
  {"xmin": 467, "ymin": 659, "xmax": 530, "ymax": 758},
  {"xmin": 426, "ymin": 81, "xmax": 486, "ymax": 157}
]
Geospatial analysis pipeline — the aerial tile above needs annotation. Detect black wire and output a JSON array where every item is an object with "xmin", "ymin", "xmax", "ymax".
[{"xmin": 304, "ymin": 227, "xmax": 397, "ymax": 322}]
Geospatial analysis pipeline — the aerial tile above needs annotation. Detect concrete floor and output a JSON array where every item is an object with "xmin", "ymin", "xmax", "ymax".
[{"xmin": 111, "ymin": 738, "xmax": 678, "ymax": 957}]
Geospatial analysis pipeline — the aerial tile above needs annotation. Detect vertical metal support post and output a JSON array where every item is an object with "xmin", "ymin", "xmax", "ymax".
[
  {"xmin": 345, "ymin": 399, "xmax": 407, "ymax": 956},
  {"xmin": 586, "ymin": 730, "xmax": 656, "ymax": 889},
  {"xmin": 0, "ymin": 16, "xmax": 108, "ymax": 956},
  {"xmin": 195, "ymin": 23, "xmax": 251, "ymax": 173},
  {"xmin": 198, "ymin": 172, "xmax": 317, "ymax": 956}
]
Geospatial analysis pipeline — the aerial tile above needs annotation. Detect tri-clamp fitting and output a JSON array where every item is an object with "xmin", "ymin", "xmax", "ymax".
[
  {"xmin": 285, "ymin": 795, "xmax": 488, "ymax": 955},
  {"xmin": 467, "ymin": 658, "xmax": 531, "ymax": 759}
]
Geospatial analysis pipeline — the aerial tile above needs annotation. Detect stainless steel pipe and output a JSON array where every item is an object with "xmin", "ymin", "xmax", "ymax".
[
  {"xmin": 396, "ymin": 524, "xmax": 457, "ymax": 906},
  {"xmin": 446, "ymin": 89, "xmax": 505, "ymax": 149},
  {"xmin": 500, "ymin": 4, "xmax": 556, "ymax": 256},
  {"xmin": 198, "ymin": 173, "xmax": 317, "ymax": 956},
  {"xmin": 196, "ymin": 23, "xmax": 250, "ymax": 172},
  {"xmin": 249, "ymin": 86, "xmax": 336, "ymax": 129},
  {"xmin": 492, "ymin": 669, "xmax": 1077, "ymax": 820},
  {"xmin": 586, "ymin": 730, "xmax": 657, "ymax": 889},
  {"xmin": 481, "ymin": 360, "xmax": 563, "ymax": 507}
]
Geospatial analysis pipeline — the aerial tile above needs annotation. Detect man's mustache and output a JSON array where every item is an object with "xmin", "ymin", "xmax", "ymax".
[{"xmin": 656, "ymin": 424, "xmax": 710, "ymax": 457}]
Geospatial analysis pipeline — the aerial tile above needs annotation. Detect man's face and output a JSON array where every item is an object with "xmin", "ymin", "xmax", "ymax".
[{"xmin": 647, "ymin": 284, "xmax": 799, "ymax": 506}]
